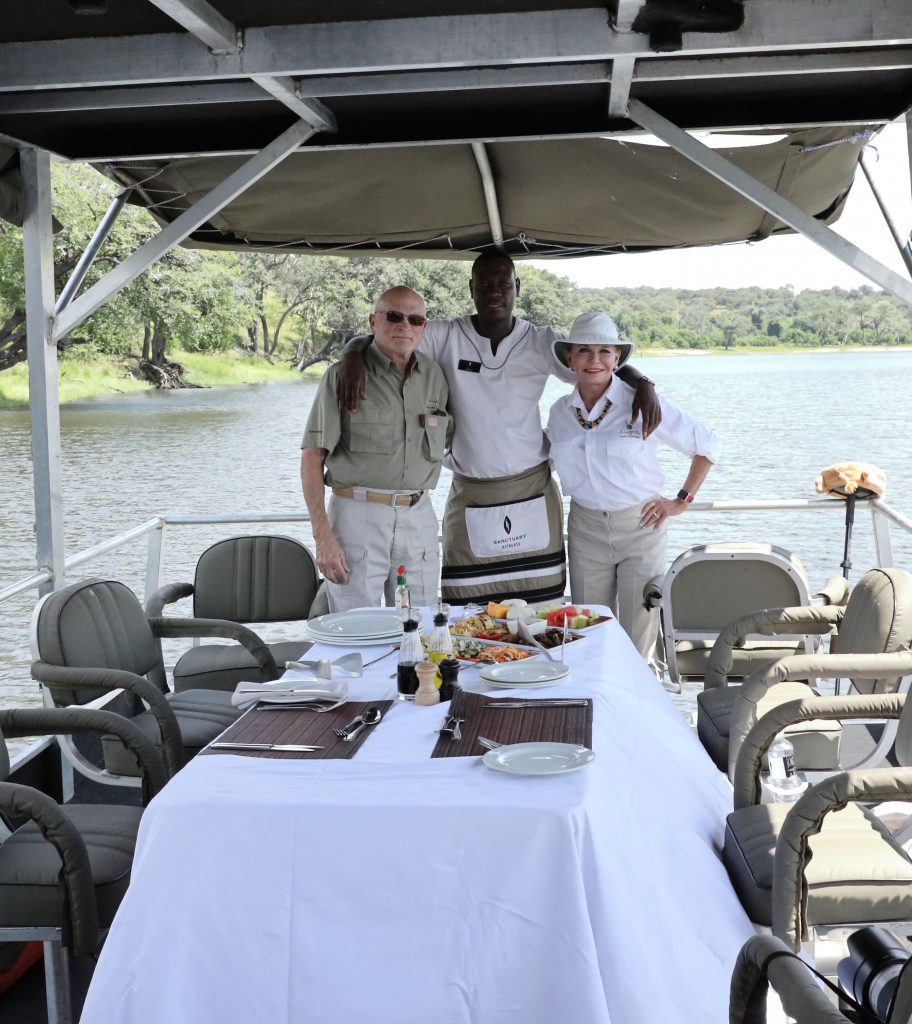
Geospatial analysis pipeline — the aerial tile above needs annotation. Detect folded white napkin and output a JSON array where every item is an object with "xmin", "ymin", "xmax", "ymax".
[{"xmin": 231, "ymin": 680, "xmax": 349, "ymax": 709}]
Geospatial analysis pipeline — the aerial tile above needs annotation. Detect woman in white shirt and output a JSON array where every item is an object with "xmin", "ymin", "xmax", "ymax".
[{"xmin": 546, "ymin": 311, "xmax": 720, "ymax": 676}]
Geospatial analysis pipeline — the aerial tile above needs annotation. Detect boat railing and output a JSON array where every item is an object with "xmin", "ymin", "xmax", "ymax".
[{"xmin": 2, "ymin": 495, "xmax": 911, "ymax": 611}]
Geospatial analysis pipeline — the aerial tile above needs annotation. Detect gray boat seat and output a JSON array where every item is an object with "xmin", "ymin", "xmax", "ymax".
[
  {"xmin": 0, "ymin": 707, "xmax": 165, "ymax": 1023},
  {"xmin": 32, "ymin": 578, "xmax": 240, "ymax": 781},
  {"xmin": 147, "ymin": 535, "xmax": 321, "ymax": 693},
  {"xmin": 698, "ymin": 682, "xmax": 842, "ymax": 775},
  {"xmin": 656, "ymin": 542, "xmax": 814, "ymax": 689},
  {"xmin": 724, "ymin": 567, "xmax": 912, "ymax": 779},
  {"xmin": 724, "ymin": 800, "xmax": 912, "ymax": 927}
]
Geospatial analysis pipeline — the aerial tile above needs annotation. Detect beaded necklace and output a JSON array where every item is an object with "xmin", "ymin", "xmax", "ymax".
[{"xmin": 574, "ymin": 399, "xmax": 611, "ymax": 430}]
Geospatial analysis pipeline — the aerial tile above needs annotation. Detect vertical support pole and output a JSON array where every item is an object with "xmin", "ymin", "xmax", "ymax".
[
  {"xmin": 22, "ymin": 148, "xmax": 65, "ymax": 596},
  {"xmin": 871, "ymin": 505, "xmax": 895, "ymax": 569},
  {"xmin": 43, "ymin": 938, "xmax": 73, "ymax": 1024},
  {"xmin": 840, "ymin": 493, "xmax": 857, "ymax": 580},
  {"xmin": 144, "ymin": 521, "xmax": 166, "ymax": 604}
]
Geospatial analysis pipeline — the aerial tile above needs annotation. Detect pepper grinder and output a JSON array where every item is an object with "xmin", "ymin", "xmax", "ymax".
[{"xmin": 414, "ymin": 661, "xmax": 440, "ymax": 706}]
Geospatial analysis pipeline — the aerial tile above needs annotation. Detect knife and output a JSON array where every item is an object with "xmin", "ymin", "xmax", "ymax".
[
  {"xmin": 210, "ymin": 742, "xmax": 324, "ymax": 752},
  {"xmin": 483, "ymin": 699, "xmax": 588, "ymax": 708}
]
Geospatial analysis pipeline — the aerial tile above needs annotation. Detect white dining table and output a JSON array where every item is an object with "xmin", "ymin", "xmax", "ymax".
[{"xmin": 79, "ymin": 609, "xmax": 754, "ymax": 1024}]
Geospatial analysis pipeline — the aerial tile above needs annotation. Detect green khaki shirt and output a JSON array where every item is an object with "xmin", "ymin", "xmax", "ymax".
[{"xmin": 302, "ymin": 340, "xmax": 452, "ymax": 491}]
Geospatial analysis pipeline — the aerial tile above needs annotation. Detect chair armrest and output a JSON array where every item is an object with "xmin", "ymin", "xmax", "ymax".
[
  {"xmin": 642, "ymin": 574, "xmax": 664, "ymax": 610},
  {"xmin": 0, "ymin": 781, "xmax": 98, "ymax": 956},
  {"xmin": 772, "ymin": 767, "xmax": 912, "ymax": 950},
  {"xmin": 705, "ymin": 605, "xmax": 843, "ymax": 690},
  {"xmin": 149, "ymin": 616, "xmax": 278, "ymax": 679},
  {"xmin": 732, "ymin": 692, "xmax": 907, "ymax": 809},
  {"xmin": 729, "ymin": 934, "xmax": 851, "ymax": 1024},
  {"xmin": 31, "ymin": 661, "xmax": 184, "ymax": 778},
  {"xmin": 0, "ymin": 708, "xmax": 168, "ymax": 804},
  {"xmin": 815, "ymin": 575, "xmax": 850, "ymax": 607},
  {"xmin": 145, "ymin": 581, "xmax": 193, "ymax": 618},
  {"xmin": 727, "ymin": 651, "xmax": 912, "ymax": 780}
]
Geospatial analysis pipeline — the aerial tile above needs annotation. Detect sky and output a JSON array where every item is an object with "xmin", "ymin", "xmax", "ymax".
[{"xmin": 529, "ymin": 119, "xmax": 911, "ymax": 293}]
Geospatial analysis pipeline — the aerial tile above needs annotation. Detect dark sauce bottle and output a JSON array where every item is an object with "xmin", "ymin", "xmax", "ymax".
[{"xmin": 397, "ymin": 616, "xmax": 422, "ymax": 700}]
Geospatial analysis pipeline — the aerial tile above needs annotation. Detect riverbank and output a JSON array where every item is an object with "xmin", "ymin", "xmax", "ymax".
[
  {"xmin": 2, "ymin": 343, "xmax": 910, "ymax": 409},
  {"xmin": 0, "ymin": 349, "xmax": 318, "ymax": 409}
]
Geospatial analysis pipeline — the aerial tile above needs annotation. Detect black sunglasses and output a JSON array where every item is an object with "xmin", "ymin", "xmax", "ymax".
[{"xmin": 377, "ymin": 309, "xmax": 428, "ymax": 327}]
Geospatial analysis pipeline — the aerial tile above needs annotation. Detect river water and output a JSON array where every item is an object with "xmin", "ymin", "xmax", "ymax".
[{"xmin": 2, "ymin": 349, "xmax": 911, "ymax": 737}]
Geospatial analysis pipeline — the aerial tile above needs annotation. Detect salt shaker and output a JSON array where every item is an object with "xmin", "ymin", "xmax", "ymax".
[{"xmin": 414, "ymin": 661, "xmax": 440, "ymax": 706}]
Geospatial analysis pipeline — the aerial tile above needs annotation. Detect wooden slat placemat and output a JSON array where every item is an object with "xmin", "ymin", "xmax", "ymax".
[
  {"xmin": 431, "ymin": 691, "xmax": 593, "ymax": 758},
  {"xmin": 202, "ymin": 700, "xmax": 395, "ymax": 759}
]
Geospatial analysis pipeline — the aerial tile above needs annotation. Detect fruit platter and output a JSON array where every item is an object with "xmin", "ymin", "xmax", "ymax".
[{"xmin": 534, "ymin": 605, "xmax": 610, "ymax": 629}]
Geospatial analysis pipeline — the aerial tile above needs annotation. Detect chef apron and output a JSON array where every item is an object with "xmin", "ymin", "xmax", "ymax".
[{"xmin": 440, "ymin": 461, "xmax": 566, "ymax": 604}]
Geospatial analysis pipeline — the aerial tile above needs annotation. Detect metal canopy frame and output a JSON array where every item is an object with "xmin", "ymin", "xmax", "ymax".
[{"xmin": 5, "ymin": 1, "xmax": 912, "ymax": 592}]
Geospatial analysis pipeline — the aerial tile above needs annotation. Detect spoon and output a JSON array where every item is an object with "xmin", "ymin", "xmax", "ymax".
[{"xmin": 341, "ymin": 706, "xmax": 382, "ymax": 742}]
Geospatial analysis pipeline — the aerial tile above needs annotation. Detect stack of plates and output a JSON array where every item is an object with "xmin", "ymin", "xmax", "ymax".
[
  {"xmin": 479, "ymin": 661, "xmax": 571, "ymax": 688},
  {"xmin": 305, "ymin": 609, "xmax": 418, "ymax": 647}
]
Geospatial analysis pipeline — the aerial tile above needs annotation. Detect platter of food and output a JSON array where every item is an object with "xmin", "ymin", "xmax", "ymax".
[
  {"xmin": 450, "ymin": 636, "xmax": 538, "ymax": 664},
  {"xmin": 450, "ymin": 614, "xmax": 520, "ymax": 643}
]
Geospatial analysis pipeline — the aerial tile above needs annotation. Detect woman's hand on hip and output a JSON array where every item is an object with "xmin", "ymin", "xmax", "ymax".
[{"xmin": 640, "ymin": 496, "xmax": 685, "ymax": 530}]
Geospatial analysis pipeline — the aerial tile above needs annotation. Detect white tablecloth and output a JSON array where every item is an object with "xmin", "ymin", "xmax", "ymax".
[{"xmin": 80, "ymin": 612, "xmax": 753, "ymax": 1024}]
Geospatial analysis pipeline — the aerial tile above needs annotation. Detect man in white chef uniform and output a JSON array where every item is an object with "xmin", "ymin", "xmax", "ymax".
[{"xmin": 338, "ymin": 251, "xmax": 660, "ymax": 605}]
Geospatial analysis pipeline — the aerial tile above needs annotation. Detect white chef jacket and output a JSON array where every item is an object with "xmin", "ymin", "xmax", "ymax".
[
  {"xmin": 546, "ymin": 377, "xmax": 720, "ymax": 511},
  {"xmin": 421, "ymin": 316, "xmax": 574, "ymax": 479}
]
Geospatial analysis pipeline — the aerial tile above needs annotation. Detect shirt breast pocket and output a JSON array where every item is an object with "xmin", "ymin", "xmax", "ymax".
[
  {"xmin": 422, "ymin": 413, "xmax": 449, "ymax": 461},
  {"xmin": 347, "ymin": 405, "xmax": 393, "ymax": 454}
]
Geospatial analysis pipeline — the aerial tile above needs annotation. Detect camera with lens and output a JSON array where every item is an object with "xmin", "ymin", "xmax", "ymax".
[{"xmin": 838, "ymin": 926, "xmax": 912, "ymax": 1022}]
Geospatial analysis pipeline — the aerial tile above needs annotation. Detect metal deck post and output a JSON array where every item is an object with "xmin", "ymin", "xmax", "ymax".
[{"xmin": 22, "ymin": 148, "xmax": 65, "ymax": 595}]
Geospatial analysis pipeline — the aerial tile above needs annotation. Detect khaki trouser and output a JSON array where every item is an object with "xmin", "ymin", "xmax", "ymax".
[
  {"xmin": 326, "ymin": 492, "xmax": 439, "ymax": 612},
  {"xmin": 567, "ymin": 498, "xmax": 666, "ymax": 676}
]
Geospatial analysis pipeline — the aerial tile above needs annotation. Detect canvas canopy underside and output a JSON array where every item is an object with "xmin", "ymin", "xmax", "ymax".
[{"xmin": 99, "ymin": 126, "xmax": 869, "ymax": 258}]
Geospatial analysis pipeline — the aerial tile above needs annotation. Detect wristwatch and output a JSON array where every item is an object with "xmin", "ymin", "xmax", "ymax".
[
  {"xmin": 676, "ymin": 489, "xmax": 695, "ymax": 504},
  {"xmin": 635, "ymin": 374, "xmax": 656, "ymax": 388}
]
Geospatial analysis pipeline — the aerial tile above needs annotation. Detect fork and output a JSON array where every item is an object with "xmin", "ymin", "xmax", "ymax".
[
  {"xmin": 334, "ymin": 712, "xmax": 364, "ymax": 739},
  {"xmin": 477, "ymin": 736, "xmax": 503, "ymax": 751},
  {"xmin": 451, "ymin": 711, "xmax": 465, "ymax": 741}
]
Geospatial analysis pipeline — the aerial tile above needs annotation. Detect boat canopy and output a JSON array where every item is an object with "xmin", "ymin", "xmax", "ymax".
[{"xmin": 0, "ymin": 2, "xmax": 909, "ymax": 258}]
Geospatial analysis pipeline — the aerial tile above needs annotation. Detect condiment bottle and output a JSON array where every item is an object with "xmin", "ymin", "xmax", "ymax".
[
  {"xmin": 427, "ymin": 612, "xmax": 454, "ymax": 659},
  {"xmin": 414, "ymin": 661, "xmax": 440, "ymax": 706},
  {"xmin": 395, "ymin": 565, "xmax": 410, "ymax": 610},
  {"xmin": 397, "ymin": 617, "xmax": 423, "ymax": 701}
]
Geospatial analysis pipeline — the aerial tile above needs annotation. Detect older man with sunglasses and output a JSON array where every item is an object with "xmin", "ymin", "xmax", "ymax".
[{"xmin": 300, "ymin": 286, "xmax": 452, "ymax": 611}]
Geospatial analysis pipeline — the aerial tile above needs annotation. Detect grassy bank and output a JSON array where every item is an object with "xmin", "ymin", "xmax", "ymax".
[{"xmin": 0, "ymin": 349, "xmax": 310, "ymax": 410}]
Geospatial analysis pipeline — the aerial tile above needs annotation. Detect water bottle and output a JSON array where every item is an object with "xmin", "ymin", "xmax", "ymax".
[{"xmin": 764, "ymin": 731, "xmax": 809, "ymax": 803}]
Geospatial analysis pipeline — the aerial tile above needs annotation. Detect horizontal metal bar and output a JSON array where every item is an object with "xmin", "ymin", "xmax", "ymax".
[
  {"xmin": 0, "ymin": 3, "xmax": 910, "ymax": 93},
  {"xmin": 2, "ymin": 499, "xmax": 906, "ymax": 613},
  {"xmin": 64, "ymin": 518, "xmax": 165, "ymax": 571},
  {"xmin": 160, "ymin": 512, "xmax": 312, "ymax": 525},
  {"xmin": 79, "ymin": 116, "xmax": 893, "ymax": 165},
  {"xmin": 4, "ymin": 46, "xmax": 908, "ymax": 117}
]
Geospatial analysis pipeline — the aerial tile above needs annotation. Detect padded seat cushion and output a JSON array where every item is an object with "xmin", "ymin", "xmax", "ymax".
[
  {"xmin": 724, "ymin": 802, "xmax": 912, "ymax": 927},
  {"xmin": 102, "ymin": 690, "xmax": 239, "ymax": 776},
  {"xmin": 697, "ymin": 682, "xmax": 843, "ymax": 772},
  {"xmin": 0, "ymin": 804, "xmax": 142, "ymax": 929},
  {"xmin": 676, "ymin": 640, "xmax": 802, "ymax": 681},
  {"xmin": 172, "ymin": 640, "xmax": 312, "ymax": 692}
]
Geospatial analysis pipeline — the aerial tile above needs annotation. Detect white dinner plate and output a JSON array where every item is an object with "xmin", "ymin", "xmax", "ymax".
[
  {"xmin": 307, "ymin": 609, "xmax": 407, "ymax": 639},
  {"xmin": 301, "ymin": 630, "xmax": 402, "ymax": 647},
  {"xmin": 482, "ymin": 742, "xmax": 595, "ymax": 776},
  {"xmin": 478, "ymin": 661, "xmax": 571, "ymax": 686}
]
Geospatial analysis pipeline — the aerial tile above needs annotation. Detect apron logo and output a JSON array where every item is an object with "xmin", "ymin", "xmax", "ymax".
[{"xmin": 503, "ymin": 516, "xmax": 512, "ymax": 534}]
